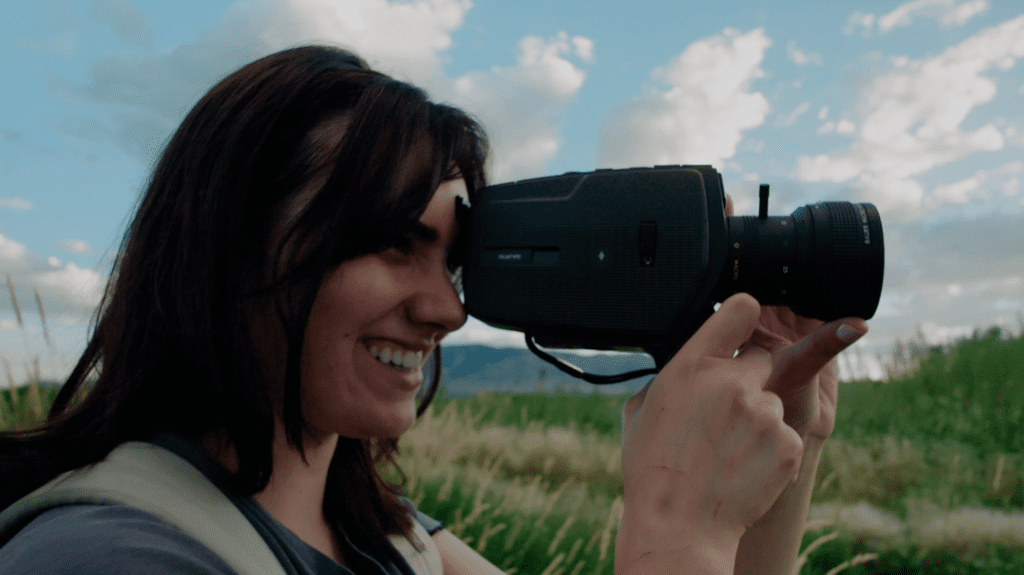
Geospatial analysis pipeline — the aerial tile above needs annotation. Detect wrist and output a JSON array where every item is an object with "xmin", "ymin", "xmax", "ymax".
[
  {"xmin": 616, "ymin": 506, "xmax": 740, "ymax": 575},
  {"xmin": 615, "ymin": 547, "xmax": 735, "ymax": 575}
]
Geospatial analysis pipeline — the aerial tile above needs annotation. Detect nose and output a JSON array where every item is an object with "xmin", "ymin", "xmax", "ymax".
[{"xmin": 408, "ymin": 264, "xmax": 467, "ymax": 336}]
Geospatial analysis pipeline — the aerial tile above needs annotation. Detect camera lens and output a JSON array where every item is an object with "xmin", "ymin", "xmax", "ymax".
[{"xmin": 719, "ymin": 202, "xmax": 884, "ymax": 321}]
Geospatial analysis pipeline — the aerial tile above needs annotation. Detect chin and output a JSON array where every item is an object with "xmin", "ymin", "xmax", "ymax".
[{"xmin": 343, "ymin": 406, "xmax": 418, "ymax": 439}]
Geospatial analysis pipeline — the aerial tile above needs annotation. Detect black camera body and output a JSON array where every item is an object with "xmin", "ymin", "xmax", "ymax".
[{"xmin": 459, "ymin": 165, "xmax": 883, "ymax": 377}]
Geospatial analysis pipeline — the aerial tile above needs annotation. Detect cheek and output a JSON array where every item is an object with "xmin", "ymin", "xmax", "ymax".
[{"xmin": 298, "ymin": 260, "xmax": 411, "ymax": 427}]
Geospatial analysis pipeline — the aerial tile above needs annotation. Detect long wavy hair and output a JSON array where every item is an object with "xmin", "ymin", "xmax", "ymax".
[{"xmin": 0, "ymin": 45, "xmax": 487, "ymax": 562}]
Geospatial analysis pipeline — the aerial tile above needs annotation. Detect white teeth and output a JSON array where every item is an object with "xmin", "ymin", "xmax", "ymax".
[
  {"xmin": 367, "ymin": 344, "xmax": 422, "ymax": 371},
  {"xmin": 402, "ymin": 350, "xmax": 421, "ymax": 369}
]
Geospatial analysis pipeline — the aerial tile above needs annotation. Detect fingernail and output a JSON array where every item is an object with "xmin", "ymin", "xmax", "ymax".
[{"xmin": 837, "ymin": 324, "xmax": 865, "ymax": 344}]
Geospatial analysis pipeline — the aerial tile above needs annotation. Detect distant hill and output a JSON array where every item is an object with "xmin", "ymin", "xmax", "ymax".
[
  {"xmin": 436, "ymin": 344, "xmax": 656, "ymax": 397},
  {"xmin": 18, "ymin": 347, "xmax": 659, "ymax": 398}
]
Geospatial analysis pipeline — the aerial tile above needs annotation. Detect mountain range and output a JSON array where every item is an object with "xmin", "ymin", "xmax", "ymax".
[{"xmin": 435, "ymin": 344, "xmax": 657, "ymax": 397}]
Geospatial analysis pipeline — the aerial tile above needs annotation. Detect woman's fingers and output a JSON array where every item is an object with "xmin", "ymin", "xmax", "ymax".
[{"xmin": 619, "ymin": 293, "xmax": 808, "ymax": 565}]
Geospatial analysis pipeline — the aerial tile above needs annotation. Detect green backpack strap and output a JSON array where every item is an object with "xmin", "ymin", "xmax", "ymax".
[{"xmin": 0, "ymin": 441, "xmax": 286, "ymax": 575}]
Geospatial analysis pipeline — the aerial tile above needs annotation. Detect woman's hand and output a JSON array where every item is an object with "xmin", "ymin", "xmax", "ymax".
[
  {"xmin": 616, "ymin": 293, "xmax": 803, "ymax": 574},
  {"xmin": 749, "ymin": 308, "xmax": 865, "ymax": 441},
  {"xmin": 616, "ymin": 294, "xmax": 866, "ymax": 575},
  {"xmin": 721, "ymin": 192, "xmax": 866, "ymax": 442}
]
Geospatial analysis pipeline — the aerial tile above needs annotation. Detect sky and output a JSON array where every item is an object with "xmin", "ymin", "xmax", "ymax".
[{"xmin": 2, "ymin": 0, "xmax": 1023, "ymax": 385}]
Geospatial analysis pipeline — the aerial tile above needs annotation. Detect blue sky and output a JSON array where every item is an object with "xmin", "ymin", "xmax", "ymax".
[{"xmin": 2, "ymin": 0, "xmax": 1023, "ymax": 384}]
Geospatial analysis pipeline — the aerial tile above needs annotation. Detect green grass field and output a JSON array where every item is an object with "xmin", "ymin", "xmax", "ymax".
[{"xmin": 3, "ymin": 323, "xmax": 1023, "ymax": 574}]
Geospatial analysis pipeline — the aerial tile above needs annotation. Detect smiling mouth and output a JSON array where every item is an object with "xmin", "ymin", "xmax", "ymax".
[{"xmin": 366, "ymin": 343, "xmax": 423, "ymax": 372}]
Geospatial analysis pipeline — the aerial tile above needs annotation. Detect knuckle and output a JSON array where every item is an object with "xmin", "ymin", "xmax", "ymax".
[{"xmin": 781, "ymin": 428, "xmax": 803, "ymax": 458}]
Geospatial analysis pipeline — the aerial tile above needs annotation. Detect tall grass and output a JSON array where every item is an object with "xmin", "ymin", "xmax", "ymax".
[
  {"xmin": 4, "ymin": 306, "xmax": 1024, "ymax": 573},
  {"xmin": 0, "ymin": 276, "xmax": 60, "ymax": 430}
]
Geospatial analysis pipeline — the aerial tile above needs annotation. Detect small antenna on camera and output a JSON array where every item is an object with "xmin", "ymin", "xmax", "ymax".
[{"xmin": 758, "ymin": 184, "xmax": 769, "ymax": 219}]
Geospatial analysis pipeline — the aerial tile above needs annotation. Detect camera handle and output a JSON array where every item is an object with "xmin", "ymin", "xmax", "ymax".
[
  {"xmin": 522, "ymin": 303, "xmax": 718, "ymax": 384},
  {"xmin": 525, "ymin": 333, "xmax": 659, "ymax": 384}
]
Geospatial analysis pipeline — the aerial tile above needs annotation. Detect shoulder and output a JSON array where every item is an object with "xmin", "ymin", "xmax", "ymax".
[
  {"xmin": 0, "ymin": 504, "xmax": 239, "ymax": 575},
  {"xmin": 399, "ymin": 496, "xmax": 444, "ymax": 536},
  {"xmin": 430, "ymin": 530, "xmax": 506, "ymax": 575}
]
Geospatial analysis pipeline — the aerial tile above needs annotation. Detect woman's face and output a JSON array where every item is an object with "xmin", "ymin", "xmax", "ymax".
[{"xmin": 299, "ymin": 178, "xmax": 468, "ymax": 439}]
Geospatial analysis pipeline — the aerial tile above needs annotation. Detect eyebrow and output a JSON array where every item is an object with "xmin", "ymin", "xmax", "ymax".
[{"xmin": 409, "ymin": 216, "xmax": 461, "ymax": 248}]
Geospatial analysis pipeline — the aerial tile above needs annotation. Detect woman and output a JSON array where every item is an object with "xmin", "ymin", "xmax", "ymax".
[{"xmin": 0, "ymin": 45, "xmax": 866, "ymax": 575}]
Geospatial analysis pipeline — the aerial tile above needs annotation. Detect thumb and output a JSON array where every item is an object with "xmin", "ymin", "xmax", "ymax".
[
  {"xmin": 681, "ymin": 292, "xmax": 763, "ymax": 362},
  {"xmin": 624, "ymin": 293, "xmax": 761, "ymax": 424},
  {"xmin": 765, "ymin": 318, "xmax": 868, "ymax": 394}
]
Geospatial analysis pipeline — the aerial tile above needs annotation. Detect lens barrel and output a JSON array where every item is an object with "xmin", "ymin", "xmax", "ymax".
[{"xmin": 718, "ymin": 202, "xmax": 884, "ymax": 321}]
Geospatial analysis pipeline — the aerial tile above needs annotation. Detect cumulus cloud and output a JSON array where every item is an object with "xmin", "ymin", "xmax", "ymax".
[
  {"xmin": 844, "ymin": 11, "xmax": 876, "ymax": 36},
  {"xmin": 51, "ymin": 0, "xmax": 590, "ymax": 183},
  {"xmin": 0, "ymin": 232, "xmax": 107, "ymax": 383},
  {"xmin": 848, "ymin": 208, "xmax": 1024, "ymax": 380},
  {"xmin": 54, "ymin": 239, "xmax": 94, "ymax": 254},
  {"xmin": 0, "ymin": 235, "xmax": 28, "ymax": 263},
  {"xmin": 33, "ymin": 262, "xmax": 106, "ymax": 309},
  {"xmin": 0, "ymin": 198, "xmax": 33, "ymax": 210},
  {"xmin": 796, "ymin": 15, "xmax": 1024, "ymax": 215},
  {"xmin": 787, "ymin": 41, "xmax": 821, "ymax": 66},
  {"xmin": 596, "ymin": 27, "xmax": 771, "ymax": 169},
  {"xmin": 847, "ymin": 0, "xmax": 990, "ymax": 35},
  {"xmin": 89, "ymin": 0, "xmax": 154, "ymax": 49},
  {"xmin": 929, "ymin": 160, "xmax": 1023, "ymax": 206},
  {"xmin": 52, "ymin": 0, "xmax": 477, "ymax": 161},
  {"xmin": 453, "ymin": 30, "xmax": 592, "ymax": 181},
  {"xmin": 817, "ymin": 118, "xmax": 856, "ymax": 135},
  {"xmin": 878, "ymin": 0, "xmax": 990, "ymax": 32},
  {"xmin": 0, "ymin": 234, "xmax": 105, "ymax": 316},
  {"xmin": 776, "ymin": 101, "xmax": 810, "ymax": 127}
]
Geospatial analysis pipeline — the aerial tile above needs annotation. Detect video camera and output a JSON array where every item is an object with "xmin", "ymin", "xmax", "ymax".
[{"xmin": 456, "ymin": 165, "xmax": 884, "ymax": 383}]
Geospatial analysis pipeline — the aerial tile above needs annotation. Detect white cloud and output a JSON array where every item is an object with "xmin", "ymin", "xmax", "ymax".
[
  {"xmin": 776, "ymin": 101, "xmax": 810, "ymax": 127},
  {"xmin": 596, "ymin": 27, "xmax": 771, "ymax": 169},
  {"xmin": 0, "ymin": 234, "xmax": 28, "ymax": 263},
  {"xmin": 0, "ymin": 232, "xmax": 109, "ymax": 382},
  {"xmin": 55, "ymin": 239, "xmax": 93, "ymax": 254},
  {"xmin": 927, "ymin": 160, "xmax": 1024, "ymax": 207},
  {"xmin": 89, "ymin": 0, "xmax": 154, "ymax": 49},
  {"xmin": 33, "ymin": 262, "xmax": 106, "ymax": 309},
  {"xmin": 452, "ymin": 30, "xmax": 591, "ymax": 181},
  {"xmin": 54, "ymin": 0, "xmax": 592, "ymax": 184},
  {"xmin": 0, "ymin": 198, "xmax": 33, "ymax": 210},
  {"xmin": 818, "ymin": 105, "xmax": 829, "ymax": 120},
  {"xmin": 933, "ymin": 175, "xmax": 982, "ymax": 204},
  {"xmin": 844, "ymin": 11, "xmax": 876, "ymax": 36},
  {"xmin": 879, "ymin": 0, "xmax": 990, "ymax": 32},
  {"xmin": 52, "ymin": 0, "xmax": 476, "ymax": 159},
  {"xmin": 796, "ymin": 15, "xmax": 1024, "ymax": 215},
  {"xmin": 847, "ymin": 0, "xmax": 989, "ymax": 36},
  {"xmin": 279, "ymin": 0, "xmax": 472, "ymax": 91},
  {"xmin": 787, "ymin": 41, "xmax": 821, "ymax": 66},
  {"xmin": 572, "ymin": 36, "xmax": 595, "ymax": 63}
]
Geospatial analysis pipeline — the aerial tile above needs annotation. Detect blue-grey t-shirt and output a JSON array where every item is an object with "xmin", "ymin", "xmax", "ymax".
[{"xmin": 0, "ymin": 433, "xmax": 444, "ymax": 575}]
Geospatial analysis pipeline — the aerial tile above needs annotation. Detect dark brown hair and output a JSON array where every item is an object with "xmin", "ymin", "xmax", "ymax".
[{"xmin": 0, "ymin": 45, "xmax": 487, "ymax": 562}]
